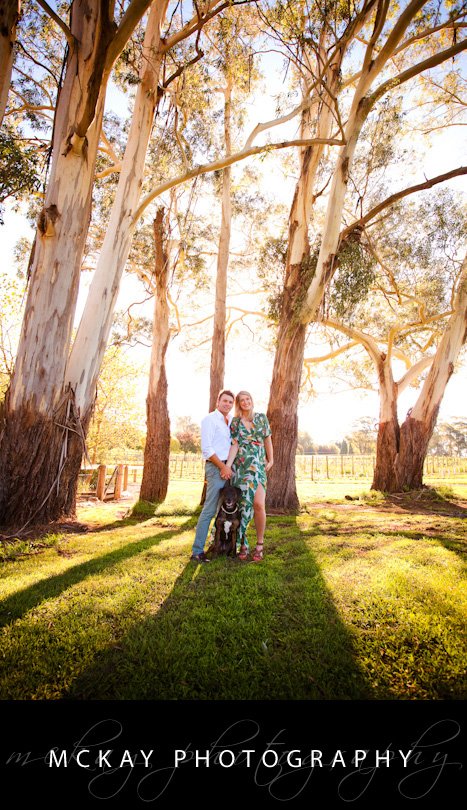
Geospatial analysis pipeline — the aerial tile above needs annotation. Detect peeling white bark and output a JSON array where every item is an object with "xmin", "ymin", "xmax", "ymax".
[
  {"xmin": 288, "ymin": 44, "xmax": 342, "ymax": 270},
  {"xmin": 0, "ymin": 1, "xmax": 21, "ymax": 125},
  {"xmin": 8, "ymin": 0, "xmax": 114, "ymax": 412},
  {"xmin": 147, "ymin": 210, "xmax": 171, "ymax": 396},
  {"xmin": 378, "ymin": 357, "xmax": 397, "ymax": 423},
  {"xmin": 66, "ymin": 1, "xmax": 169, "ymax": 414},
  {"xmin": 302, "ymin": 94, "xmax": 369, "ymax": 321},
  {"xmin": 396, "ymin": 355, "xmax": 433, "ymax": 394},
  {"xmin": 410, "ymin": 254, "xmax": 467, "ymax": 423},
  {"xmin": 209, "ymin": 83, "xmax": 232, "ymax": 411},
  {"xmin": 301, "ymin": 0, "xmax": 434, "ymax": 323}
]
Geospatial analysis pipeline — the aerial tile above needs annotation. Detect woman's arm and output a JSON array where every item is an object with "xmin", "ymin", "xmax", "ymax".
[
  {"xmin": 264, "ymin": 435, "xmax": 274, "ymax": 472},
  {"xmin": 226, "ymin": 440, "xmax": 239, "ymax": 470}
]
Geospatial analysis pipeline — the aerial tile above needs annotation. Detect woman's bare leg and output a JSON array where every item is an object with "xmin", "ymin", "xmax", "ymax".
[{"xmin": 253, "ymin": 483, "xmax": 266, "ymax": 545}]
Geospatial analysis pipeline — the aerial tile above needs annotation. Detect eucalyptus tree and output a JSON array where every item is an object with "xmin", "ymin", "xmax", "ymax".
[
  {"xmin": 0, "ymin": 1, "xmax": 65, "ymax": 221},
  {"xmin": 130, "ymin": 182, "xmax": 210, "ymax": 505},
  {"xmin": 63, "ymin": 0, "xmax": 259, "ymax": 516},
  {"xmin": 0, "ymin": 0, "xmax": 249, "ymax": 527},
  {"xmin": 36, "ymin": 0, "xmax": 335, "ymax": 520},
  {"xmin": 304, "ymin": 189, "xmax": 467, "ymax": 491},
  {"xmin": 0, "ymin": 1, "xmax": 21, "ymax": 124},
  {"xmin": 70, "ymin": 28, "xmax": 214, "ymax": 508},
  {"xmin": 0, "ymin": 0, "xmax": 159, "ymax": 525},
  {"xmin": 261, "ymin": 0, "xmax": 467, "ymax": 510},
  {"xmin": 204, "ymin": 5, "xmax": 261, "ymax": 411}
]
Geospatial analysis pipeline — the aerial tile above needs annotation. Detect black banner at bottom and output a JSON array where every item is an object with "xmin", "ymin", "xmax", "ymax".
[{"xmin": 1, "ymin": 700, "xmax": 465, "ymax": 807}]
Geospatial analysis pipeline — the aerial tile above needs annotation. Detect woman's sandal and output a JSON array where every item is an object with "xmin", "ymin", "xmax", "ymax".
[
  {"xmin": 252, "ymin": 542, "xmax": 264, "ymax": 562},
  {"xmin": 238, "ymin": 545, "xmax": 249, "ymax": 561}
]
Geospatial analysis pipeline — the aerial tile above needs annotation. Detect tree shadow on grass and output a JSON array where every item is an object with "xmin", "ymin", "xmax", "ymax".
[
  {"xmin": 0, "ymin": 517, "xmax": 197, "ymax": 627},
  {"xmin": 380, "ymin": 489, "xmax": 467, "ymax": 519},
  {"xmin": 89, "ymin": 513, "xmax": 198, "ymax": 533},
  {"xmin": 66, "ymin": 518, "xmax": 373, "ymax": 700},
  {"xmin": 380, "ymin": 528, "xmax": 466, "ymax": 560}
]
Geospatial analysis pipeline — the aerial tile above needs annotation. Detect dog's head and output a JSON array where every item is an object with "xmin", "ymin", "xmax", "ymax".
[{"xmin": 221, "ymin": 483, "xmax": 242, "ymax": 511}]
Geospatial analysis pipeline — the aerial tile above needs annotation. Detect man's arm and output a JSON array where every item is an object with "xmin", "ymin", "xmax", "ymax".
[
  {"xmin": 201, "ymin": 415, "xmax": 232, "ymax": 479},
  {"xmin": 207, "ymin": 453, "xmax": 233, "ymax": 480}
]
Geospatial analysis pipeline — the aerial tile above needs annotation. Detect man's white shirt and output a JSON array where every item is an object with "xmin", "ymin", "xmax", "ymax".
[{"xmin": 200, "ymin": 409, "xmax": 232, "ymax": 461}]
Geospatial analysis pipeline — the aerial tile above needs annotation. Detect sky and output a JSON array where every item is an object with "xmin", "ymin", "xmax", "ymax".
[{"xmin": 1, "ymin": 5, "xmax": 467, "ymax": 444}]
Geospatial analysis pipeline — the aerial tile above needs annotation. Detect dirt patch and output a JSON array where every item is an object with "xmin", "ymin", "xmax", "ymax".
[
  {"xmin": 0, "ymin": 519, "xmax": 89, "ymax": 542},
  {"xmin": 300, "ymin": 493, "xmax": 467, "ymax": 519}
]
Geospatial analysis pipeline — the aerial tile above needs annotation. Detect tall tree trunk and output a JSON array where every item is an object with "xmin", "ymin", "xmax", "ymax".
[
  {"xmin": 0, "ymin": 0, "xmax": 114, "ymax": 525},
  {"xmin": 393, "ymin": 255, "xmax": 467, "ymax": 490},
  {"xmin": 63, "ymin": 0, "xmax": 168, "ymax": 514},
  {"xmin": 209, "ymin": 83, "xmax": 232, "ymax": 411},
  {"xmin": 199, "ymin": 83, "xmax": 232, "ymax": 506},
  {"xmin": 266, "ymin": 316, "xmax": 307, "ymax": 512},
  {"xmin": 371, "ymin": 357, "xmax": 400, "ymax": 491},
  {"xmin": 266, "ymin": 46, "xmax": 342, "ymax": 512},
  {"xmin": 269, "ymin": 4, "xmax": 464, "ymax": 507},
  {"xmin": 368, "ymin": 255, "xmax": 467, "ymax": 493},
  {"xmin": 0, "ymin": 0, "xmax": 21, "ymax": 125},
  {"xmin": 265, "ymin": 129, "xmax": 318, "ymax": 512},
  {"xmin": 140, "ymin": 208, "xmax": 171, "ymax": 504},
  {"xmin": 302, "ymin": 96, "xmax": 370, "ymax": 322},
  {"xmin": 0, "ymin": 0, "xmax": 153, "ymax": 526},
  {"xmin": 302, "ymin": 0, "xmax": 435, "ymax": 322}
]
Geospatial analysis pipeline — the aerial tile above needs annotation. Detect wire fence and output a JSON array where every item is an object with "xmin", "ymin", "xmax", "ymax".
[{"xmin": 79, "ymin": 454, "xmax": 467, "ymax": 490}]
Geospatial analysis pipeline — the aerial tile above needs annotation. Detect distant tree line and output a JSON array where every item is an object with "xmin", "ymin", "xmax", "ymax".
[{"xmin": 169, "ymin": 415, "xmax": 467, "ymax": 458}]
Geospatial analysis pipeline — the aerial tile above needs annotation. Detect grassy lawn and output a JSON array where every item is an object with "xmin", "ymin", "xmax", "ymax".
[{"xmin": 0, "ymin": 479, "xmax": 466, "ymax": 700}]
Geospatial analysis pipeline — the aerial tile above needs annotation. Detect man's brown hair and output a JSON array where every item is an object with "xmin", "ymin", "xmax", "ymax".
[{"xmin": 217, "ymin": 389, "xmax": 235, "ymax": 401}]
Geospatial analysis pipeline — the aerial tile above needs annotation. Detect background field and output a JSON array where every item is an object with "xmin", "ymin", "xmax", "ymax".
[{"xmin": 1, "ymin": 476, "xmax": 466, "ymax": 700}]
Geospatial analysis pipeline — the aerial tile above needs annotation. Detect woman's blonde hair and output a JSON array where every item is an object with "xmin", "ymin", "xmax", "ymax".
[{"xmin": 235, "ymin": 390, "xmax": 254, "ymax": 420}]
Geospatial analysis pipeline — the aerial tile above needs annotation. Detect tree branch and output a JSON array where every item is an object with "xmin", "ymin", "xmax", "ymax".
[
  {"xmin": 12, "ymin": 65, "xmax": 55, "ymax": 106},
  {"xmin": 342, "ymin": 17, "xmax": 467, "ymax": 89},
  {"xmin": 304, "ymin": 340, "xmax": 360, "ymax": 364},
  {"xmin": 106, "ymin": 0, "xmax": 154, "ymax": 69},
  {"xmin": 4, "ymin": 103, "xmax": 54, "ymax": 117},
  {"xmin": 393, "ymin": 20, "xmax": 467, "ymax": 58},
  {"xmin": 319, "ymin": 317, "xmax": 382, "ymax": 365},
  {"xmin": 340, "ymin": 166, "xmax": 467, "ymax": 241},
  {"xmin": 161, "ymin": 0, "xmax": 253, "ymax": 54},
  {"xmin": 370, "ymin": 0, "xmax": 427, "ymax": 77},
  {"xmin": 243, "ymin": 95, "xmax": 314, "ymax": 149},
  {"xmin": 95, "ymin": 163, "xmax": 121, "ymax": 179},
  {"xmin": 133, "ymin": 136, "xmax": 344, "ymax": 224},
  {"xmin": 369, "ymin": 38, "xmax": 467, "ymax": 108},
  {"xmin": 35, "ymin": 0, "xmax": 74, "ymax": 47},
  {"xmin": 397, "ymin": 355, "xmax": 433, "ymax": 393}
]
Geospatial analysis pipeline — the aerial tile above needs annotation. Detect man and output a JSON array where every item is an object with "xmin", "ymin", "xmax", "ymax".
[{"xmin": 190, "ymin": 389, "xmax": 235, "ymax": 562}]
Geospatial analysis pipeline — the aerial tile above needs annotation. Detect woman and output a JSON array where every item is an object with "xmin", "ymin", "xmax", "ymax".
[{"xmin": 225, "ymin": 391, "xmax": 273, "ymax": 561}]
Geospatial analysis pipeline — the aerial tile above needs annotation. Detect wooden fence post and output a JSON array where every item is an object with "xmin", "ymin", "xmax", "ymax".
[
  {"xmin": 96, "ymin": 465, "xmax": 107, "ymax": 500},
  {"xmin": 115, "ymin": 464, "xmax": 124, "ymax": 499},
  {"xmin": 123, "ymin": 465, "xmax": 129, "ymax": 491}
]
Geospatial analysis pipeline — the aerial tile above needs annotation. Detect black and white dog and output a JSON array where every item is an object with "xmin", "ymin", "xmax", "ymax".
[{"xmin": 210, "ymin": 483, "xmax": 242, "ymax": 558}]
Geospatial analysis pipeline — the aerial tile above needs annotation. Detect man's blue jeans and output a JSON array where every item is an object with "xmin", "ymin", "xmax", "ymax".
[{"xmin": 192, "ymin": 462, "xmax": 226, "ymax": 555}]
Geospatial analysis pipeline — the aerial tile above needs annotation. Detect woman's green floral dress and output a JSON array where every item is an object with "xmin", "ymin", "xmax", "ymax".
[{"xmin": 230, "ymin": 412, "xmax": 271, "ymax": 549}]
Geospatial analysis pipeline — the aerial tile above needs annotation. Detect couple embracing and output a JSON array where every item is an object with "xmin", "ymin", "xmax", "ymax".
[{"xmin": 190, "ymin": 389, "xmax": 274, "ymax": 564}]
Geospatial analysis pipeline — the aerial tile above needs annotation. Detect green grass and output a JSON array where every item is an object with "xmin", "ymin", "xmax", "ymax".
[{"xmin": 0, "ymin": 480, "xmax": 466, "ymax": 700}]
